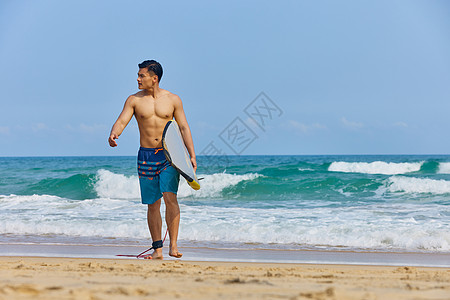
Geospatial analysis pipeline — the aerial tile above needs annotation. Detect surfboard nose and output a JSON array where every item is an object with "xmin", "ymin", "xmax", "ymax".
[{"xmin": 189, "ymin": 181, "xmax": 201, "ymax": 190}]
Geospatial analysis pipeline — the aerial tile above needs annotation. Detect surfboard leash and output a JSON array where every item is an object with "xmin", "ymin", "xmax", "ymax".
[{"xmin": 116, "ymin": 228, "xmax": 169, "ymax": 259}]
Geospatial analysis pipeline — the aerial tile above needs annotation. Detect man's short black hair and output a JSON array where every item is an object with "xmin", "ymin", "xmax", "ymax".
[{"xmin": 138, "ymin": 60, "xmax": 163, "ymax": 82}]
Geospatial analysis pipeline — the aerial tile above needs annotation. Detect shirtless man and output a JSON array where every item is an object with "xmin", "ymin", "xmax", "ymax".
[{"xmin": 108, "ymin": 60, "xmax": 196, "ymax": 259}]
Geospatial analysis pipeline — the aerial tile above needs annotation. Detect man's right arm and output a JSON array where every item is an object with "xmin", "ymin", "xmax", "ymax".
[{"xmin": 108, "ymin": 96, "xmax": 135, "ymax": 147}]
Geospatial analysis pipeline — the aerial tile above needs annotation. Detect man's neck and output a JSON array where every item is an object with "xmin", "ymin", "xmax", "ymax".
[{"xmin": 143, "ymin": 86, "xmax": 161, "ymax": 98}]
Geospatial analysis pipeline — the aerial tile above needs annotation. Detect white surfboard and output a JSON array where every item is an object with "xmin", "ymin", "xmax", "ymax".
[{"xmin": 162, "ymin": 120, "xmax": 200, "ymax": 190}]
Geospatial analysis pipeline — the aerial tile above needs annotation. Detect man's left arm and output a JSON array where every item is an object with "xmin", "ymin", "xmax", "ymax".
[{"xmin": 173, "ymin": 95, "xmax": 197, "ymax": 171}]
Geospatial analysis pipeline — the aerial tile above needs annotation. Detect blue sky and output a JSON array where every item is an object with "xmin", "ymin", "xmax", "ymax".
[{"xmin": 1, "ymin": 0, "xmax": 449, "ymax": 156}]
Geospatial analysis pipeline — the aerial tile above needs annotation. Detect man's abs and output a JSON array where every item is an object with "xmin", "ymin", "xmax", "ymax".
[{"xmin": 137, "ymin": 118, "xmax": 171, "ymax": 148}]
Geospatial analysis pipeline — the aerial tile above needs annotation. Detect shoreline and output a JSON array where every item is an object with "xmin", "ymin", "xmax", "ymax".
[
  {"xmin": 1, "ymin": 242, "xmax": 450, "ymax": 267},
  {"xmin": 1, "ymin": 256, "xmax": 449, "ymax": 299}
]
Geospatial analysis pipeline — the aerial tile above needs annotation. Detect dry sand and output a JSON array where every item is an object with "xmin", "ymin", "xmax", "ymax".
[{"xmin": 0, "ymin": 256, "xmax": 449, "ymax": 300}]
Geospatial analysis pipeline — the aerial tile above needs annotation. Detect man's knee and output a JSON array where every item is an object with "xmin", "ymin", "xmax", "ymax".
[
  {"xmin": 147, "ymin": 199, "xmax": 161, "ymax": 211},
  {"xmin": 163, "ymin": 192, "xmax": 177, "ymax": 199},
  {"xmin": 163, "ymin": 192, "xmax": 178, "ymax": 205}
]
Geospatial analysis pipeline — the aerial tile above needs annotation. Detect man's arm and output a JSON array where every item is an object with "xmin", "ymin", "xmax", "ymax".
[
  {"xmin": 173, "ymin": 95, "xmax": 197, "ymax": 171},
  {"xmin": 108, "ymin": 96, "xmax": 135, "ymax": 147}
]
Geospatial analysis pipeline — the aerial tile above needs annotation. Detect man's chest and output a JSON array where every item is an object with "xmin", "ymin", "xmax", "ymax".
[{"xmin": 135, "ymin": 100, "xmax": 174, "ymax": 120}]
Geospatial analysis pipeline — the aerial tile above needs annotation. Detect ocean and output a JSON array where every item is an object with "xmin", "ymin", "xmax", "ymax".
[{"xmin": 1, "ymin": 155, "xmax": 449, "ymax": 256}]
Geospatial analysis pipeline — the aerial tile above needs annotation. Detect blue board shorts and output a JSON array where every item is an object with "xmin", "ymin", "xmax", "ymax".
[{"xmin": 137, "ymin": 147, "xmax": 180, "ymax": 205}]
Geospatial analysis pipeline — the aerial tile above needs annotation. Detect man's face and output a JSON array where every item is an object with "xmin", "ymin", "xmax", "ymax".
[{"xmin": 137, "ymin": 68, "xmax": 157, "ymax": 90}]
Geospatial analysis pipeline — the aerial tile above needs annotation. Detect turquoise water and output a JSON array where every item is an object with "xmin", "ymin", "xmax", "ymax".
[{"xmin": 1, "ymin": 155, "xmax": 449, "ymax": 252}]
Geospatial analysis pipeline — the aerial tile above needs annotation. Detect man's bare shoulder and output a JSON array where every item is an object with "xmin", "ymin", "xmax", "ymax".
[
  {"xmin": 124, "ymin": 91, "xmax": 145, "ymax": 106},
  {"xmin": 161, "ymin": 89, "xmax": 182, "ymax": 104}
]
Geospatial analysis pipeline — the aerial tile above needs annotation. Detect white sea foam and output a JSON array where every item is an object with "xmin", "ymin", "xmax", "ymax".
[
  {"xmin": 329, "ymin": 161, "xmax": 422, "ymax": 175},
  {"xmin": 387, "ymin": 176, "xmax": 450, "ymax": 194},
  {"xmin": 438, "ymin": 162, "xmax": 450, "ymax": 174},
  {"xmin": 181, "ymin": 204, "xmax": 450, "ymax": 251},
  {"xmin": 0, "ymin": 194, "xmax": 148, "ymax": 238},
  {"xmin": 178, "ymin": 172, "xmax": 262, "ymax": 198},
  {"xmin": 93, "ymin": 169, "xmax": 262, "ymax": 200},
  {"xmin": 1, "ymin": 193, "xmax": 449, "ymax": 252},
  {"xmin": 94, "ymin": 169, "xmax": 140, "ymax": 199}
]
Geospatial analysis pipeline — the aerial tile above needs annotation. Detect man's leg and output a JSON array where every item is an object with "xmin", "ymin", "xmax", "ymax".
[
  {"xmin": 147, "ymin": 198, "xmax": 163, "ymax": 259},
  {"xmin": 163, "ymin": 192, "xmax": 182, "ymax": 258}
]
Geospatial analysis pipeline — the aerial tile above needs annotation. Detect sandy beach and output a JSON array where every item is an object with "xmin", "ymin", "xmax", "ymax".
[{"xmin": 1, "ymin": 256, "xmax": 449, "ymax": 300}]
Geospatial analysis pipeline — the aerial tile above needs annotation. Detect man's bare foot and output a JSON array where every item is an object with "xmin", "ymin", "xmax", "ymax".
[
  {"xmin": 169, "ymin": 245, "xmax": 182, "ymax": 258},
  {"xmin": 144, "ymin": 249, "xmax": 163, "ymax": 260}
]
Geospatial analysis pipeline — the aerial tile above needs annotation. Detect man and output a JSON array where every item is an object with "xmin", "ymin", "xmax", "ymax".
[{"xmin": 108, "ymin": 60, "xmax": 196, "ymax": 259}]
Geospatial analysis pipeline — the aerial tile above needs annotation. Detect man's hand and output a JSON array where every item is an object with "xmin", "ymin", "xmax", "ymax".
[
  {"xmin": 108, "ymin": 133, "xmax": 118, "ymax": 147},
  {"xmin": 191, "ymin": 157, "xmax": 197, "ymax": 172}
]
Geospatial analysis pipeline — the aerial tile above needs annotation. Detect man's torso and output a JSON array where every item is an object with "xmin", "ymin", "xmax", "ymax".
[{"xmin": 132, "ymin": 89, "xmax": 175, "ymax": 148}]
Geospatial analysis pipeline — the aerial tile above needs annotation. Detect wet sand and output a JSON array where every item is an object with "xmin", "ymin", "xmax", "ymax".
[
  {"xmin": 1, "ymin": 256, "xmax": 449, "ymax": 300},
  {"xmin": 2, "ymin": 242, "xmax": 450, "ymax": 267}
]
